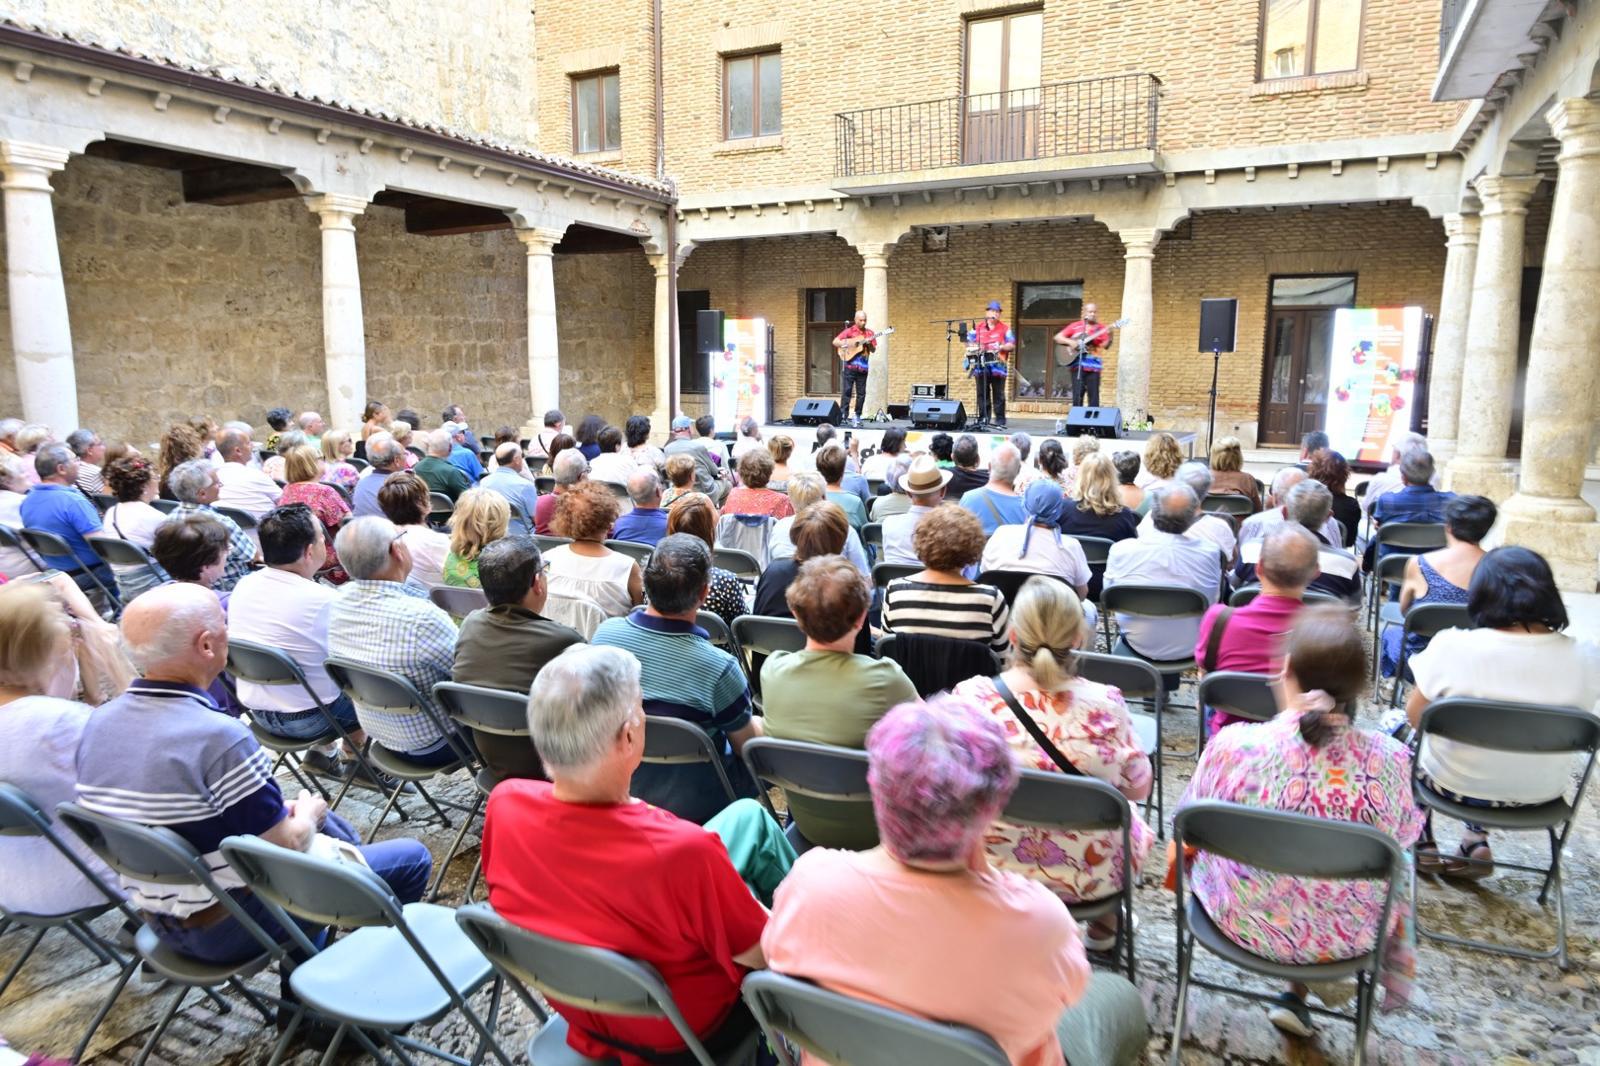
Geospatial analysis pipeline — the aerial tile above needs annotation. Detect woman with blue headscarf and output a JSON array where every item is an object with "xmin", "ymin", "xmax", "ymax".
[{"xmin": 982, "ymin": 480, "xmax": 1097, "ymax": 630}]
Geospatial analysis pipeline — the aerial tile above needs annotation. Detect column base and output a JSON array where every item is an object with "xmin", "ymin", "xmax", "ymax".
[
  {"xmin": 1499, "ymin": 492, "xmax": 1600, "ymax": 592},
  {"xmin": 1443, "ymin": 456, "xmax": 1517, "ymax": 501},
  {"xmin": 1429, "ymin": 437, "xmax": 1458, "ymax": 463}
]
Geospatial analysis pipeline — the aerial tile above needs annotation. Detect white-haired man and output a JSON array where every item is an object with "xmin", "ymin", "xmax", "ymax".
[
  {"xmin": 1104, "ymin": 481, "xmax": 1221, "ymax": 679},
  {"xmin": 1138, "ymin": 460, "xmax": 1236, "ymax": 559},
  {"xmin": 296, "ymin": 411, "xmax": 326, "ymax": 449},
  {"xmin": 415, "ymin": 429, "xmax": 473, "ymax": 502},
  {"xmin": 535, "ymin": 448, "xmax": 588, "ymax": 534},
  {"xmin": 167, "ymin": 457, "xmax": 259, "ymax": 592},
  {"xmin": 1236, "ymin": 467, "xmax": 1342, "ymax": 555},
  {"xmin": 481, "ymin": 442, "xmax": 540, "ymax": 533},
  {"xmin": 214, "ymin": 426, "xmax": 283, "ymax": 521},
  {"xmin": 481, "ymin": 643, "xmax": 793, "ymax": 1063},
  {"xmin": 959, "ymin": 441, "xmax": 1026, "ymax": 535}
]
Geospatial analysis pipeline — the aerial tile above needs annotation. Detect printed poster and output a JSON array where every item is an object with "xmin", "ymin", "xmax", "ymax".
[
  {"xmin": 1324, "ymin": 307, "xmax": 1423, "ymax": 465},
  {"xmin": 709, "ymin": 318, "xmax": 769, "ymax": 428}
]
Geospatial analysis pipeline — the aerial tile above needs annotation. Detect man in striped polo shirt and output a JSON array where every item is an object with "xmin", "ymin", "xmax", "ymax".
[{"xmin": 591, "ymin": 534, "xmax": 762, "ymax": 824}]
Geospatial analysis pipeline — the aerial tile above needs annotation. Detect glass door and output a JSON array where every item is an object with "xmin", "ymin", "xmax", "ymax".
[
  {"xmin": 1258, "ymin": 275, "xmax": 1355, "ymax": 445},
  {"xmin": 963, "ymin": 11, "xmax": 1042, "ymax": 165}
]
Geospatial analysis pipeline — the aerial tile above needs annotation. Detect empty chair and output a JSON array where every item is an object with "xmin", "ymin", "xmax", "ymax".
[
  {"xmin": 430, "ymin": 583, "xmax": 490, "ymax": 620},
  {"xmin": 741, "ymin": 736, "xmax": 875, "ymax": 852}
]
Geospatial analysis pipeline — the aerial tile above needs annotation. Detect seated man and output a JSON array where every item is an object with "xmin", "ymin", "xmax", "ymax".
[
  {"xmin": 66, "ymin": 427, "xmax": 107, "ymax": 495},
  {"xmin": 1360, "ymin": 431, "xmax": 1428, "ymax": 518},
  {"xmin": 443, "ymin": 421, "xmax": 486, "ymax": 482},
  {"xmin": 610, "ymin": 469, "xmax": 669, "ymax": 546},
  {"xmin": 1370, "ymin": 447, "xmax": 1452, "ymax": 539},
  {"xmin": 228, "ymin": 504, "xmax": 373, "ymax": 780},
  {"xmin": 482, "ymin": 644, "xmax": 794, "ymax": 1063},
  {"xmin": 535, "ymin": 449, "xmax": 587, "ymax": 535},
  {"xmin": 881, "ymin": 456, "xmax": 952, "ymax": 564},
  {"xmin": 663, "ymin": 416, "xmax": 726, "ymax": 504},
  {"xmin": 18, "ymin": 442, "xmax": 117, "ymax": 596},
  {"xmin": 415, "ymin": 429, "xmax": 473, "ymax": 502},
  {"xmin": 213, "ymin": 426, "xmax": 282, "ymax": 521},
  {"xmin": 352, "ymin": 434, "xmax": 405, "ymax": 518},
  {"xmin": 764, "ymin": 696, "xmax": 1148, "ymax": 1066},
  {"xmin": 166, "ymin": 457, "xmax": 260, "ymax": 593},
  {"xmin": 590, "ymin": 534, "xmax": 762, "ymax": 823},
  {"xmin": 452, "ymin": 536, "xmax": 584, "ymax": 781},
  {"xmin": 1104, "ymin": 482, "xmax": 1221, "ymax": 673},
  {"xmin": 1198, "ymin": 524, "xmax": 1317, "ymax": 735},
  {"xmin": 74, "ymin": 584, "xmax": 432, "ymax": 977},
  {"xmin": 1139, "ymin": 461, "xmax": 1236, "ymax": 559},
  {"xmin": 328, "ymin": 516, "xmax": 464, "ymax": 766},
  {"xmin": 1235, "ymin": 481, "xmax": 1360, "ymax": 602},
  {"xmin": 946, "ymin": 434, "xmax": 990, "ymax": 499},
  {"xmin": 479, "ymin": 442, "xmax": 540, "ymax": 533},
  {"xmin": 960, "ymin": 442, "xmax": 1026, "ymax": 535},
  {"xmin": 761, "ymin": 555, "xmax": 917, "ymax": 848},
  {"xmin": 1236, "ymin": 467, "xmax": 1342, "ymax": 555}
]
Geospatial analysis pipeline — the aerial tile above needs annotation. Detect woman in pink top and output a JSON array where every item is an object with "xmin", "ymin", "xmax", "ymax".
[
  {"xmin": 763, "ymin": 695, "xmax": 1148, "ymax": 1066},
  {"xmin": 721, "ymin": 448, "xmax": 795, "ymax": 520}
]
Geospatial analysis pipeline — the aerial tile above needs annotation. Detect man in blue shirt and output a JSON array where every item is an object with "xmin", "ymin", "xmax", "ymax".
[
  {"xmin": 18, "ymin": 442, "xmax": 115, "ymax": 592},
  {"xmin": 959, "ymin": 442, "xmax": 1027, "ymax": 535},
  {"xmin": 443, "ymin": 420, "xmax": 485, "ymax": 481},
  {"xmin": 352, "ymin": 434, "xmax": 406, "ymax": 518},
  {"xmin": 1370, "ymin": 448, "xmax": 1452, "ymax": 563},
  {"xmin": 611, "ymin": 469, "xmax": 670, "ymax": 546},
  {"xmin": 480, "ymin": 442, "xmax": 541, "ymax": 533}
]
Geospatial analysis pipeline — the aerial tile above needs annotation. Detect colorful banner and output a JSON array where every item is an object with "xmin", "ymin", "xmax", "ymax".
[
  {"xmin": 709, "ymin": 318, "xmax": 770, "ymax": 428},
  {"xmin": 1324, "ymin": 306, "xmax": 1424, "ymax": 465}
]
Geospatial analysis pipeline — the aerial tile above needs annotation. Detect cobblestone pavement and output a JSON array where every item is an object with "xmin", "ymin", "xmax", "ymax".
[{"xmin": 3, "ymin": 673, "xmax": 1597, "ymax": 1065}]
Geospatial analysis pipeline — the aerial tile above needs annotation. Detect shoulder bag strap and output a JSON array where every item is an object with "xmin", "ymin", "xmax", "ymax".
[
  {"xmin": 1202, "ymin": 606, "xmax": 1234, "ymax": 674},
  {"xmin": 980, "ymin": 490, "xmax": 1004, "ymax": 526},
  {"xmin": 992, "ymin": 675, "xmax": 1081, "ymax": 776}
]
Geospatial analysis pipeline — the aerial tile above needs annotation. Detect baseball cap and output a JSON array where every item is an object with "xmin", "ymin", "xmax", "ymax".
[
  {"xmin": 986, "ymin": 300, "xmax": 1002, "ymax": 311},
  {"xmin": 671, "ymin": 416, "xmax": 694, "ymax": 431}
]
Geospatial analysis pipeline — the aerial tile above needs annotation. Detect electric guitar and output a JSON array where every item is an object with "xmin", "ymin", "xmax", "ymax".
[
  {"xmin": 836, "ymin": 326, "xmax": 895, "ymax": 362},
  {"xmin": 1055, "ymin": 317, "xmax": 1130, "ymax": 369}
]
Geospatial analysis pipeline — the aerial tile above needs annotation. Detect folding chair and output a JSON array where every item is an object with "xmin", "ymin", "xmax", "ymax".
[
  {"xmin": 1075, "ymin": 651, "xmax": 1166, "ymax": 830},
  {"xmin": 90, "ymin": 492, "xmax": 116, "ymax": 513},
  {"xmin": 866, "ymin": 478, "xmax": 885, "ymax": 497},
  {"xmin": 55, "ymin": 803, "xmax": 284, "ymax": 1066},
  {"xmin": 534, "ymin": 533, "xmax": 574, "ymax": 553},
  {"xmin": 976, "ymin": 568, "xmax": 1071, "ymax": 608},
  {"xmin": 324, "ymin": 657, "xmax": 479, "ymax": 850},
  {"xmin": 729, "ymin": 614, "xmax": 805, "ymax": 706},
  {"xmin": 605, "ymin": 538, "xmax": 655, "ymax": 566},
  {"xmin": 1365, "ymin": 552, "xmax": 1412, "ymax": 637},
  {"xmin": 1195, "ymin": 671, "xmax": 1278, "ymax": 754},
  {"xmin": 1202, "ymin": 494, "xmax": 1255, "ymax": 517},
  {"xmin": 428, "ymin": 492, "xmax": 455, "ymax": 531},
  {"xmin": 456, "ymin": 902, "xmax": 757, "ymax": 1066},
  {"xmin": 18, "ymin": 527, "xmax": 120, "ymax": 609},
  {"xmin": 875, "ymin": 632, "xmax": 1003, "ymax": 699},
  {"xmin": 1228, "ymin": 585, "xmax": 1344, "ymax": 609},
  {"xmin": 214, "ymin": 505, "xmax": 259, "ymax": 532},
  {"xmin": 226, "ymin": 638, "xmax": 385, "ymax": 817},
  {"xmin": 1410, "ymin": 698, "xmax": 1600, "ymax": 968},
  {"xmin": 641, "ymin": 715, "xmax": 740, "ymax": 808},
  {"xmin": 1002, "ymin": 770, "xmax": 1138, "ymax": 979},
  {"xmin": 696, "ymin": 609, "xmax": 738, "ymax": 654},
  {"xmin": 0, "ymin": 524, "xmax": 46, "ymax": 573},
  {"xmin": 87, "ymin": 532, "xmax": 166, "ymax": 603},
  {"xmin": 535, "ymin": 476, "xmax": 555, "ymax": 494},
  {"xmin": 1069, "ymin": 535, "xmax": 1113, "ymax": 603},
  {"xmin": 742, "ymin": 970, "xmax": 1007, "ymax": 1066},
  {"xmin": 218, "ymin": 836, "xmax": 512, "ymax": 1066},
  {"xmin": 0, "ymin": 786, "xmax": 141, "ymax": 1062},
  {"xmin": 1169, "ymin": 802, "xmax": 1406, "ymax": 1066},
  {"xmin": 872, "ymin": 561, "xmax": 922, "ymax": 590},
  {"xmin": 435, "ymin": 680, "xmax": 534, "ymax": 902},
  {"xmin": 714, "ymin": 545, "xmax": 763, "ymax": 583},
  {"xmin": 1366, "ymin": 522, "xmax": 1445, "ymax": 622},
  {"xmin": 430, "ymin": 584, "xmax": 490, "ymax": 620},
  {"xmin": 716, "ymin": 513, "xmax": 776, "ymax": 568},
  {"xmin": 740, "ymin": 736, "xmax": 874, "ymax": 853},
  {"xmin": 1385, "ymin": 602, "xmax": 1471, "ymax": 708},
  {"xmin": 1099, "ymin": 584, "xmax": 1209, "ymax": 693},
  {"xmin": 861, "ymin": 521, "xmax": 883, "ymax": 564},
  {"xmin": 150, "ymin": 498, "xmax": 181, "ymax": 515},
  {"xmin": 348, "ymin": 457, "xmax": 370, "ymax": 472}
]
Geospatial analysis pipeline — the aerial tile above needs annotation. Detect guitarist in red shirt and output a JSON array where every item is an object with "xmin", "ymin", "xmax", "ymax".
[
  {"xmin": 1055, "ymin": 302, "xmax": 1115, "ymax": 408},
  {"xmin": 832, "ymin": 310, "xmax": 876, "ymax": 425}
]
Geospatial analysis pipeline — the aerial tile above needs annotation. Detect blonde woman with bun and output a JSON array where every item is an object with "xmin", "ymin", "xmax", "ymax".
[{"xmin": 953, "ymin": 575, "xmax": 1152, "ymax": 949}]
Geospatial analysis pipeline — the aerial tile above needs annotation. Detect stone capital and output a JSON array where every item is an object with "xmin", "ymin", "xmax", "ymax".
[
  {"xmin": 515, "ymin": 226, "xmax": 566, "ymax": 255},
  {"xmin": 304, "ymin": 193, "xmax": 368, "ymax": 229},
  {"xmin": 1471, "ymin": 174, "xmax": 1541, "ymax": 215},
  {"xmin": 0, "ymin": 141, "xmax": 71, "ymax": 192},
  {"xmin": 857, "ymin": 242, "xmax": 891, "ymax": 268},
  {"xmin": 1548, "ymin": 98, "xmax": 1600, "ymax": 161},
  {"xmin": 645, "ymin": 251, "xmax": 672, "ymax": 277},
  {"xmin": 1118, "ymin": 227, "xmax": 1161, "ymax": 257},
  {"xmin": 1443, "ymin": 212, "xmax": 1481, "ymax": 244}
]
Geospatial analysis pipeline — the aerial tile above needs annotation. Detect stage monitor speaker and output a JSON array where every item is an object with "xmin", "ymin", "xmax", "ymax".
[
  {"xmin": 1198, "ymin": 299, "xmax": 1238, "ymax": 353},
  {"xmin": 887, "ymin": 403, "xmax": 911, "ymax": 421},
  {"xmin": 791, "ymin": 397, "xmax": 842, "ymax": 427},
  {"xmin": 909, "ymin": 398, "xmax": 966, "ymax": 430},
  {"xmin": 1062, "ymin": 406, "xmax": 1122, "ymax": 440},
  {"xmin": 696, "ymin": 309, "xmax": 726, "ymax": 355}
]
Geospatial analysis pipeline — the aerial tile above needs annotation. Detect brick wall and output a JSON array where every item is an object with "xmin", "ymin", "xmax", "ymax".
[
  {"xmin": 678, "ymin": 201, "xmax": 1444, "ymax": 438},
  {"xmin": 533, "ymin": 6, "xmax": 658, "ymax": 177},
  {"xmin": 0, "ymin": 155, "xmax": 652, "ymax": 443},
  {"xmin": 534, "ymin": 0, "xmax": 1466, "ymax": 196}
]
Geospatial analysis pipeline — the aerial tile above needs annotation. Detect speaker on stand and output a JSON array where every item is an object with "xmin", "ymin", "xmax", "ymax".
[
  {"xmin": 696, "ymin": 309, "xmax": 726, "ymax": 356},
  {"xmin": 1198, "ymin": 298, "xmax": 1238, "ymax": 453}
]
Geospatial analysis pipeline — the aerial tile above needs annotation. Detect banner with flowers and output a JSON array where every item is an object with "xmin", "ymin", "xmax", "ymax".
[
  {"xmin": 1324, "ymin": 306, "xmax": 1424, "ymax": 465},
  {"xmin": 709, "ymin": 318, "xmax": 770, "ymax": 428}
]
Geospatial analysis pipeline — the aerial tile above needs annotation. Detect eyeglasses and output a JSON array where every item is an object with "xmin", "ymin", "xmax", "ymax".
[{"xmin": 390, "ymin": 529, "xmax": 408, "ymax": 548}]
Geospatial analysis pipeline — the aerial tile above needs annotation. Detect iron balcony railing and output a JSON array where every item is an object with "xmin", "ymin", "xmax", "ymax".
[{"xmin": 834, "ymin": 72, "xmax": 1160, "ymax": 179}]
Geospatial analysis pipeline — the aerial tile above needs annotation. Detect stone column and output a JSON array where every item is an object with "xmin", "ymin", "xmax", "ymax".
[
  {"xmin": 516, "ymin": 226, "xmax": 565, "ymax": 439},
  {"xmin": 1443, "ymin": 173, "xmax": 1541, "ymax": 500},
  {"xmin": 306, "ymin": 194, "xmax": 369, "ymax": 431},
  {"xmin": 1115, "ymin": 228, "xmax": 1159, "ymax": 425},
  {"xmin": 0, "ymin": 142, "xmax": 78, "ymax": 433},
  {"xmin": 1498, "ymin": 99, "xmax": 1600, "ymax": 592},
  {"xmin": 859, "ymin": 242, "xmax": 891, "ymax": 418},
  {"xmin": 646, "ymin": 250, "xmax": 674, "ymax": 433},
  {"xmin": 1425, "ymin": 212, "xmax": 1481, "ymax": 462}
]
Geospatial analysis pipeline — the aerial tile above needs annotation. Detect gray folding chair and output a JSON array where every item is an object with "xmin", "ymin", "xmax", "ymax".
[
  {"xmin": 534, "ymin": 533, "xmax": 574, "ymax": 553},
  {"xmin": 150, "ymin": 498, "xmax": 181, "ymax": 515},
  {"xmin": 1365, "ymin": 552, "xmax": 1412, "ymax": 637},
  {"xmin": 696, "ymin": 609, "xmax": 737, "ymax": 654},
  {"xmin": 218, "ymin": 836, "xmax": 511, "ymax": 1066},
  {"xmin": 1366, "ymin": 522, "xmax": 1445, "ymax": 623},
  {"xmin": 872, "ymin": 561, "xmax": 922, "ymax": 590},
  {"xmin": 54, "ymin": 803, "xmax": 284, "ymax": 1066},
  {"xmin": 861, "ymin": 521, "xmax": 883, "ymax": 549},
  {"xmin": 1169, "ymin": 802, "xmax": 1406, "ymax": 1066},
  {"xmin": 348, "ymin": 457, "xmax": 370, "ymax": 472},
  {"xmin": 1386, "ymin": 602, "xmax": 1472, "ymax": 708},
  {"xmin": 1410, "ymin": 698, "xmax": 1600, "ymax": 968},
  {"xmin": 18, "ymin": 527, "xmax": 120, "ymax": 608},
  {"xmin": 714, "ymin": 545, "xmax": 762, "ymax": 583},
  {"xmin": 1099, "ymin": 583, "xmax": 1209, "ymax": 685},
  {"xmin": 435, "ymin": 680, "xmax": 535, "ymax": 901},
  {"xmin": 729, "ymin": 614, "xmax": 806, "ymax": 707},
  {"xmin": 740, "ymin": 736, "xmax": 874, "ymax": 853},
  {"xmin": 976, "ymin": 568, "xmax": 1071, "ymax": 608},
  {"xmin": 0, "ymin": 524, "xmax": 46, "ymax": 573},
  {"xmin": 1229, "ymin": 585, "xmax": 1343, "ymax": 609},
  {"xmin": 742, "ymin": 970, "xmax": 1007, "ymax": 1066},
  {"xmin": 455, "ymin": 902, "xmax": 757, "ymax": 1066},
  {"xmin": 214, "ymin": 504, "xmax": 260, "ymax": 532},
  {"xmin": 1195, "ymin": 670, "xmax": 1279, "ymax": 754},
  {"xmin": 87, "ymin": 532, "xmax": 166, "ymax": 603},
  {"xmin": 640, "ymin": 715, "xmax": 741, "ymax": 807},
  {"xmin": 226, "ymin": 638, "xmax": 387, "ymax": 817},
  {"xmin": 1002, "ymin": 770, "xmax": 1138, "ymax": 979},
  {"xmin": 1202, "ymin": 493, "xmax": 1255, "ymax": 517},
  {"xmin": 428, "ymin": 492, "xmax": 455, "ymax": 531},
  {"xmin": 605, "ymin": 538, "xmax": 655, "ymax": 566},
  {"xmin": 430, "ymin": 584, "xmax": 490, "ymax": 620},
  {"xmin": 0, "ymin": 786, "xmax": 141, "ymax": 1062},
  {"xmin": 1075, "ymin": 651, "xmax": 1166, "ymax": 831}
]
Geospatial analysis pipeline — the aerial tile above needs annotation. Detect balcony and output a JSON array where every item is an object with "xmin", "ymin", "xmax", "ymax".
[
  {"xmin": 833, "ymin": 73, "xmax": 1161, "ymax": 195},
  {"xmin": 1432, "ymin": 0, "xmax": 1560, "ymax": 101}
]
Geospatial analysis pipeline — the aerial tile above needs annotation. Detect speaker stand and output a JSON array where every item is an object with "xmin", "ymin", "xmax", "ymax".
[{"xmin": 1204, "ymin": 345, "xmax": 1221, "ymax": 454}]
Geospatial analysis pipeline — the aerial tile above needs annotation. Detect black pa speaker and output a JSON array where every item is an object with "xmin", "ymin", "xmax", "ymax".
[
  {"xmin": 696, "ymin": 309, "xmax": 726, "ymax": 355},
  {"xmin": 1198, "ymin": 299, "xmax": 1238, "ymax": 353},
  {"xmin": 1063, "ymin": 406, "xmax": 1123, "ymax": 439},
  {"xmin": 791, "ymin": 398, "xmax": 842, "ymax": 427},
  {"xmin": 909, "ymin": 398, "xmax": 966, "ymax": 430}
]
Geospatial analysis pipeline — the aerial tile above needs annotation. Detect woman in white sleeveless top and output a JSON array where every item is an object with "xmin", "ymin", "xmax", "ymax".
[{"xmin": 544, "ymin": 481, "xmax": 643, "ymax": 618}]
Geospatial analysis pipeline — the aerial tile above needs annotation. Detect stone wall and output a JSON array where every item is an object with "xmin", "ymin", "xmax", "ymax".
[
  {"xmin": 0, "ymin": 154, "xmax": 655, "ymax": 444},
  {"xmin": 10, "ymin": 0, "xmax": 538, "ymax": 146}
]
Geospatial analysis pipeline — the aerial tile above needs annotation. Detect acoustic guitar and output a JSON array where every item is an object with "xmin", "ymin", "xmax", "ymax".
[
  {"xmin": 836, "ymin": 326, "xmax": 895, "ymax": 362},
  {"xmin": 1055, "ymin": 317, "xmax": 1130, "ymax": 368}
]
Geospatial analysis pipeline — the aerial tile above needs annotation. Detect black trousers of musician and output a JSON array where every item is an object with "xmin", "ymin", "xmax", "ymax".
[
  {"xmin": 975, "ymin": 372, "xmax": 1006, "ymax": 424},
  {"xmin": 1073, "ymin": 369, "xmax": 1102, "ymax": 408},
  {"xmin": 840, "ymin": 366, "xmax": 868, "ymax": 420}
]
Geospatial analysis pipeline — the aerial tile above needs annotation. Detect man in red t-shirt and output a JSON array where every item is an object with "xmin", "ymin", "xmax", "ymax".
[
  {"xmin": 1054, "ymin": 302, "xmax": 1114, "ymax": 408},
  {"xmin": 481, "ymin": 644, "xmax": 795, "ymax": 1065},
  {"xmin": 832, "ymin": 310, "xmax": 876, "ymax": 425},
  {"xmin": 969, "ymin": 299, "xmax": 1015, "ymax": 428}
]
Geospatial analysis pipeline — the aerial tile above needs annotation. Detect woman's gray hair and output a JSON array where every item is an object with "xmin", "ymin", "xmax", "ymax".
[
  {"xmin": 275, "ymin": 430, "xmax": 306, "ymax": 456},
  {"xmin": 167, "ymin": 458, "xmax": 217, "ymax": 503},
  {"xmin": 335, "ymin": 515, "xmax": 400, "ymax": 579},
  {"xmin": 527, "ymin": 645, "xmax": 642, "ymax": 771}
]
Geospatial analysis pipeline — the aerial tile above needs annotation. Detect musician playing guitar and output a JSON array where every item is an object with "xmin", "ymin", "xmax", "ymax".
[
  {"xmin": 1054, "ymin": 302, "xmax": 1114, "ymax": 408},
  {"xmin": 970, "ymin": 299, "xmax": 1016, "ymax": 428},
  {"xmin": 833, "ymin": 310, "xmax": 877, "ymax": 425}
]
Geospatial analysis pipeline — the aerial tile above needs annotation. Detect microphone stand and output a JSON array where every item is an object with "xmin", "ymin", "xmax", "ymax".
[{"xmin": 1205, "ymin": 342, "xmax": 1222, "ymax": 453}]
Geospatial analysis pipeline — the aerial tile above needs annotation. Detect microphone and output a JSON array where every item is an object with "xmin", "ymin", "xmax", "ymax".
[{"xmin": 957, "ymin": 321, "xmax": 968, "ymax": 340}]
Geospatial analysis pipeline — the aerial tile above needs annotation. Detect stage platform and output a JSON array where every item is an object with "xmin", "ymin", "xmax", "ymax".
[{"xmin": 760, "ymin": 418, "xmax": 1196, "ymax": 462}]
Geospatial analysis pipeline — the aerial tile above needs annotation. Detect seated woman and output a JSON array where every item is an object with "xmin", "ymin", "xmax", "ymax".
[
  {"xmin": 1380, "ymin": 494, "xmax": 1495, "ymax": 679},
  {"xmin": 357, "ymin": 400, "xmax": 391, "ymax": 461},
  {"xmin": 99, "ymin": 455, "xmax": 168, "ymax": 601},
  {"xmin": 388, "ymin": 421, "xmax": 421, "ymax": 468},
  {"xmin": 376, "ymin": 471, "xmax": 452, "ymax": 586},
  {"xmin": 721, "ymin": 448, "xmax": 795, "ymax": 519},
  {"xmin": 1307, "ymin": 449, "xmax": 1359, "ymax": 547},
  {"xmin": 770, "ymin": 472, "xmax": 870, "ymax": 575},
  {"xmin": 259, "ymin": 430, "xmax": 301, "ymax": 484},
  {"xmin": 882, "ymin": 504, "xmax": 1009, "ymax": 654},
  {"xmin": 766, "ymin": 433, "xmax": 796, "ymax": 492},
  {"xmin": 280, "ymin": 444, "xmax": 351, "ymax": 582},
  {"xmin": 981, "ymin": 480, "xmax": 1094, "ymax": 622},
  {"xmin": 764, "ymin": 695, "xmax": 1149, "ymax": 1066},
  {"xmin": 319, "ymin": 430, "xmax": 361, "ymax": 491},
  {"xmin": 443, "ymin": 487, "xmax": 510, "ymax": 588},
  {"xmin": 954, "ymin": 577, "xmax": 1151, "ymax": 950},
  {"xmin": 1406, "ymin": 546, "xmax": 1600, "ymax": 879},
  {"xmin": 661, "ymin": 453, "xmax": 698, "ymax": 508},
  {"xmin": 1207, "ymin": 436, "xmax": 1261, "ymax": 512},
  {"xmin": 1136, "ymin": 431, "xmax": 1182, "ymax": 489},
  {"xmin": 1111, "ymin": 450, "xmax": 1144, "ymax": 514},
  {"xmin": 1058, "ymin": 453, "xmax": 1139, "ymax": 600},
  {"xmin": 545, "ymin": 481, "xmax": 643, "ymax": 617},
  {"xmin": 1034, "ymin": 438, "xmax": 1070, "ymax": 492},
  {"xmin": 666, "ymin": 492, "xmax": 750, "ymax": 627},
  {"xmin": 1060, "ymin": 436, "xmax": 1100, "ymax": 497},
  {"xmin": 151, "ymin": 515, "xmax": 240, "ymax": 714},
  {"xmin": 1182, "ymin": 606, "xmax": 1423, "ymax": 1036}
]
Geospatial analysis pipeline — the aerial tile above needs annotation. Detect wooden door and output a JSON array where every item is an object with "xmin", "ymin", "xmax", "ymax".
[{"xmin": 1260, "ymin": 307, "xmax": 1336, "ymax": 445}]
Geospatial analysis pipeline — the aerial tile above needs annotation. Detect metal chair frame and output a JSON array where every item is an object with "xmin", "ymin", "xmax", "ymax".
[
  {"xmin": 0, "ymin": 523, "xmax": 48, "ymax": 573},
  {"xmin": 605, "ymin": 538, "xmax": 655, "ymax": 566},
  {"xmin": 713, "ymin": 545, "xmax": 763, "ymax": 583},
  {"xmin": 1364, "ymin": 522, "xmax": 1445, "ymax": 626},
  {"xmin": 1098, "ymin": 583, "xmax": 1209, "ymax": 686},
  {"xmin": 429, "ymin": 584, "xmax": 490, "ymax": 620},
  {"xmin": 1385, "ymin": 602, "xmax": 1472, "ymax": 708},
  {"xmin": 871, "ymin": 561, "xmax": 922, "ymax": 589},
  {"xmin": 642, "ymin": 715, "xmax": 740, "ymax": 807},
  {"xmin": 1194, "ymin": 671, "xmax": 1278, "ymax": 756},
  {"xmin": 1201, "ymin": 494, "xmax": 1255, "ymax": 517},
  {"xmin": 740, "ymin": 736, "xmax": 873, "ymax": 852},
  {"xmin": 1075, "ymin": 651, "xmax": 1167, "ymax": 831},
  {"xmin": 18, "ymin": 526, "xmax": 120, "ymax": 609},
  {"xmin": 434, "ymin": 680, "xmax": 536, "ymax": 902}
]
